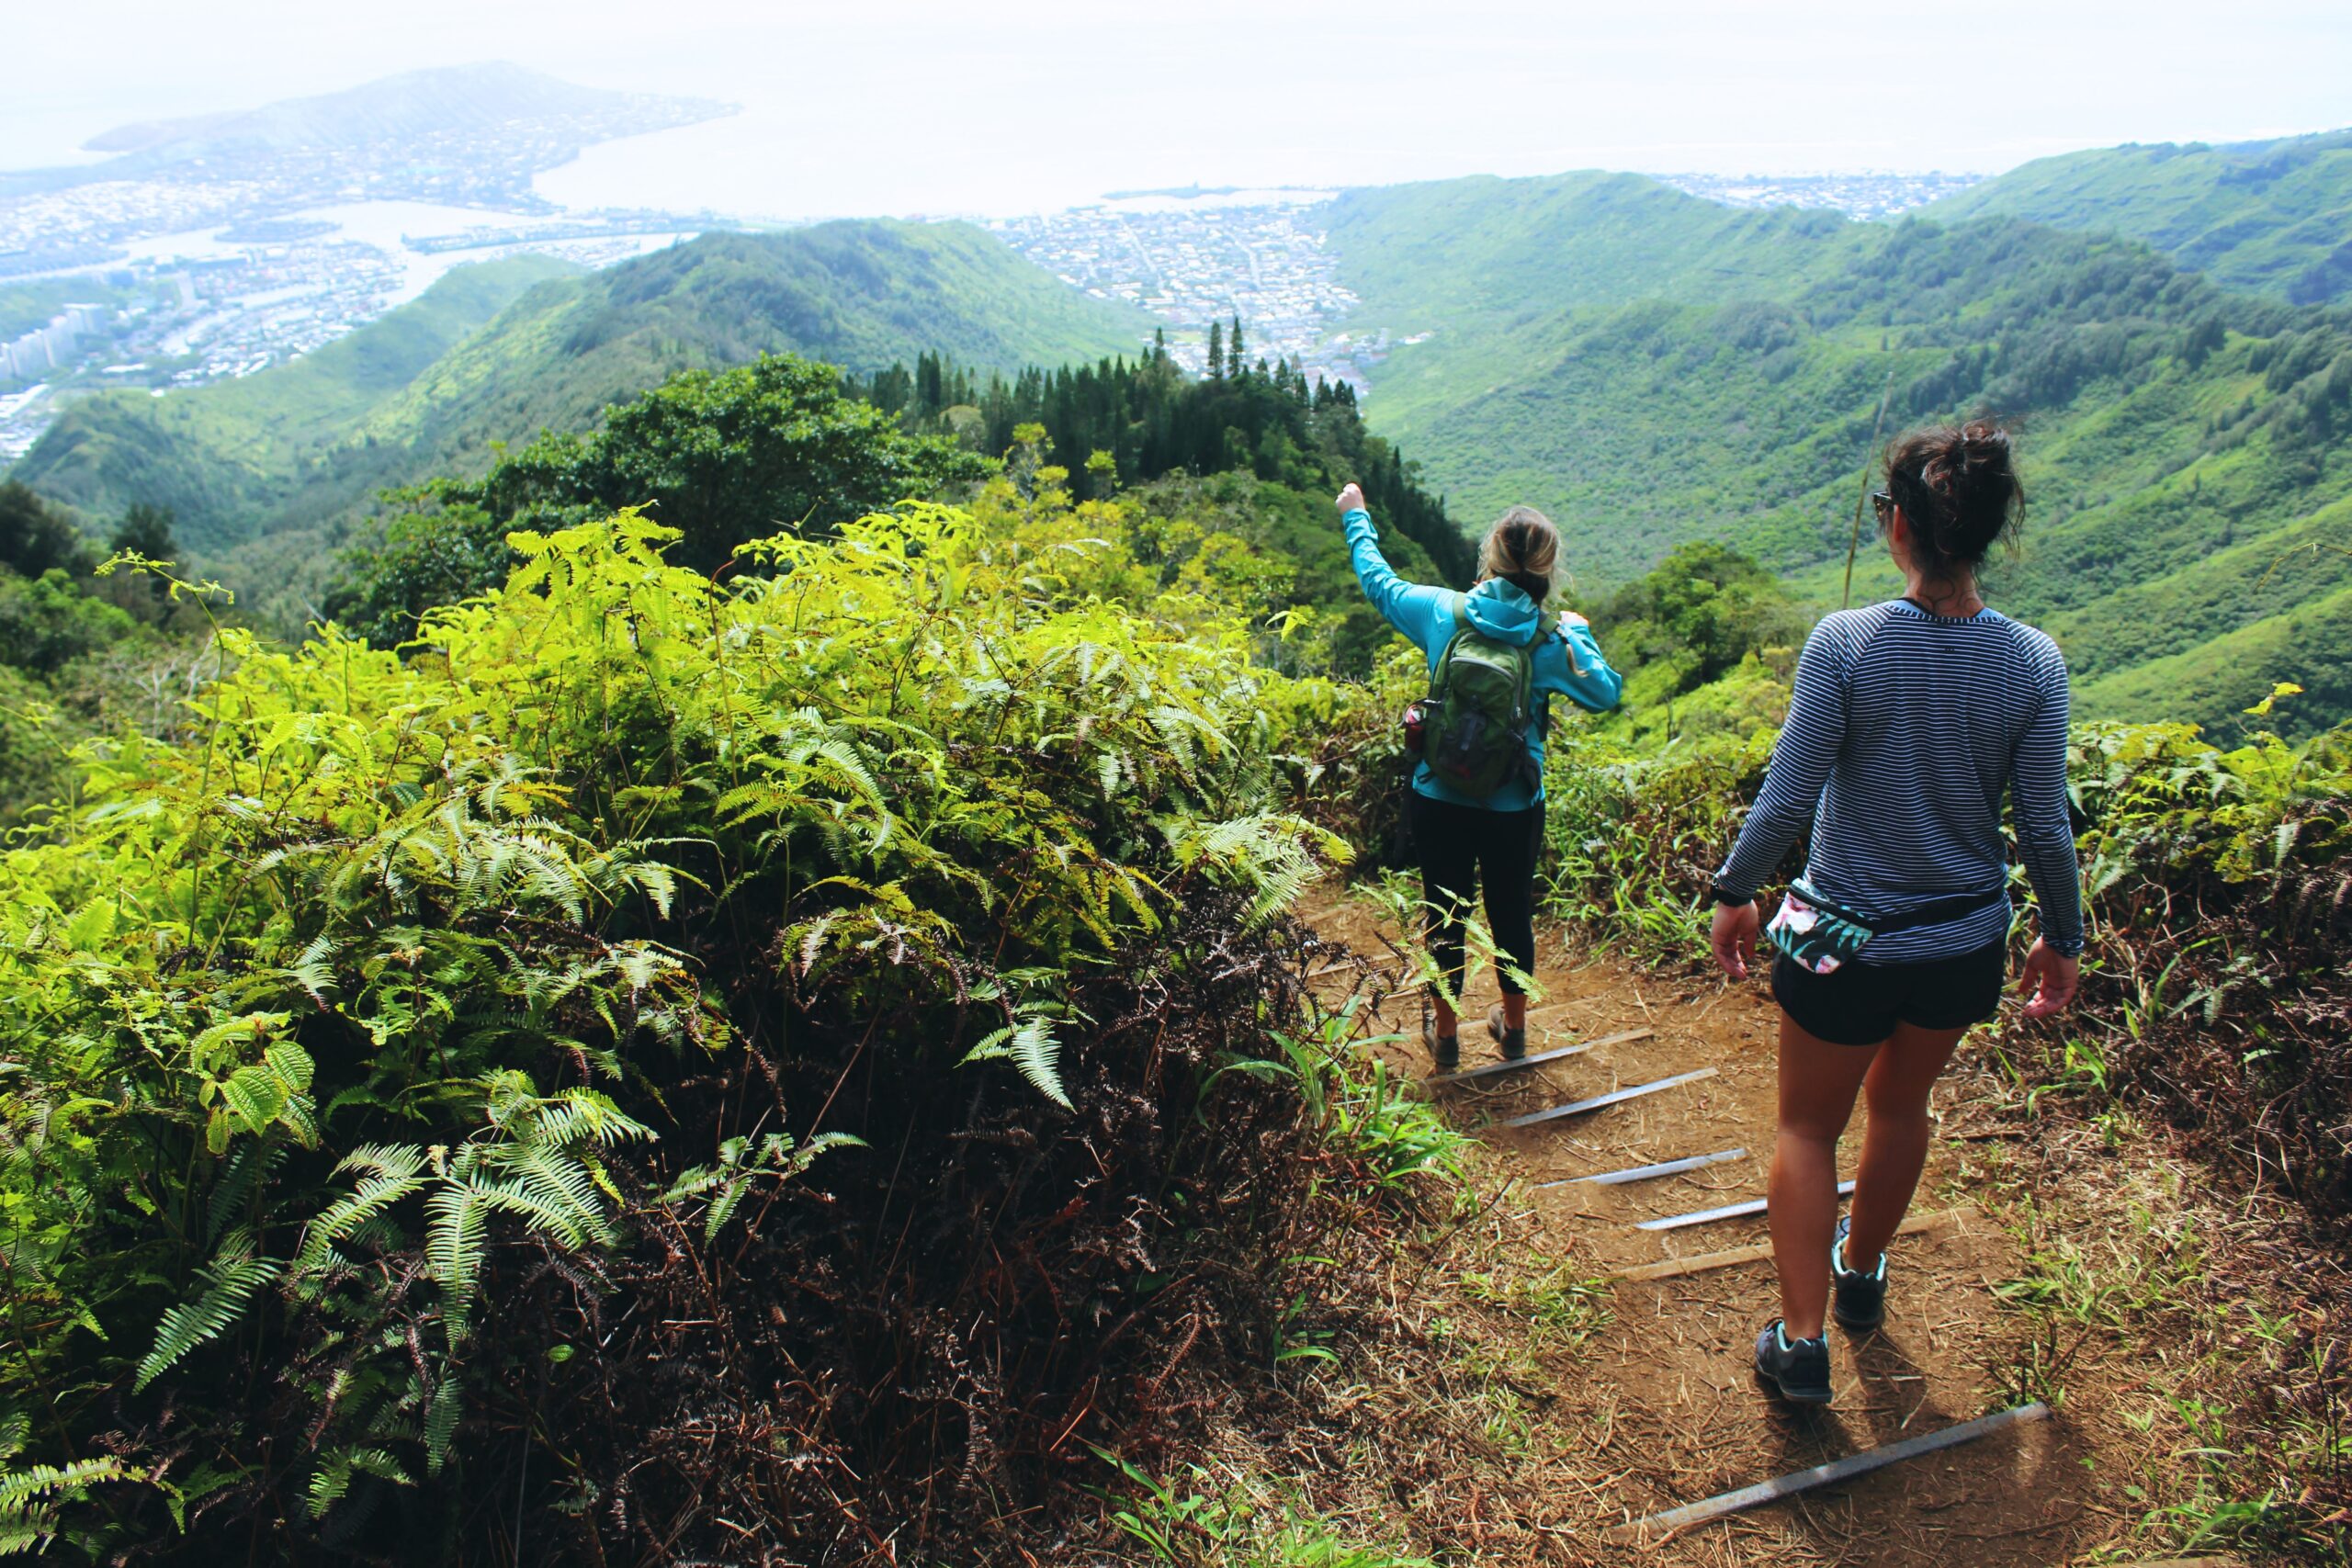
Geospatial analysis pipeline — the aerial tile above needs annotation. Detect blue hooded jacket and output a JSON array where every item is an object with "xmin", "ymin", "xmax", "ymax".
[{"xmin": 1346, "ymin": 507, "xmax": 1623, "ymax": 812}]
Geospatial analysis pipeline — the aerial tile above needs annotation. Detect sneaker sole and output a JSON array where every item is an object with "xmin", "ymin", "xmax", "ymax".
[
  {"xmin": 1752, "ymin": 1362, "xmax": 1833, "ymax": 1404},
  {"xmin": 1832, "ymin": 1301, "xmax": 1884, "ymax": 1332}
]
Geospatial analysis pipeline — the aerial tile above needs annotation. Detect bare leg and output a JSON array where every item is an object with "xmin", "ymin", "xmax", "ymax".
[
  {"xmin": 1770, "ymin": 1014, "xmax": 1879, "ymax": 1340},
  {"xmin": 1846, "ymin": 1021, "xmax": 1967, "ymax": 1264},
  {"xmin": 1430, "ymin": 993, "xmax": 1458, "ymax": 1036},
  {"xmin": 1502, "ymin": 993, "xmax": 1527, "ymax": 1030}
]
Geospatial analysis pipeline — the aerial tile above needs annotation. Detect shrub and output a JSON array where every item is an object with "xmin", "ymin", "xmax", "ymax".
[{"xmin": 0, "ymin": 480, "xmax": 1419, "ymax": 1562}]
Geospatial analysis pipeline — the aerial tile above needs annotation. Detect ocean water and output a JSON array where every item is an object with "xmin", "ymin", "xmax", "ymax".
[{"xmin": 533, "ymin": 106, "xmax": 1355, "ymax": 223}]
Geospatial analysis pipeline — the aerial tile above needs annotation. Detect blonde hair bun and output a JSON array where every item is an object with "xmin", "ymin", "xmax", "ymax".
[{"xmin": 1480, "ymin": 505, "xmax": 1560, "ymax": 602}]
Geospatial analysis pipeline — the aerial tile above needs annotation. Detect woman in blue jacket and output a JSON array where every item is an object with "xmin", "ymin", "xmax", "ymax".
[{"xmin": 1340, "ymin": 482, "xmax": 1624, "ymax": 1070}]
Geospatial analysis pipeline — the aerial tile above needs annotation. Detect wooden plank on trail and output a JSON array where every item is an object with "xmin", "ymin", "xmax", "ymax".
[
  {"xmin": 1535, "ymin": 1146, "xmax": 1747, "ymax": 1189},
  {"xmin": 1496, "ymin": 1066, "xmax": 1717, "ymax": 1130},
  {"xmin": 1428, "ymin": 1027, "xmax": 1653, "ymax": 1087},
  {"xmin": 1611, "ymin": 1207, "xmax": 1967, "ymax": 1282},
  {"xmin": 1637, "ymin": 1180, "xmax": 1855, "ymax": 1232},
  {"xmin": 1602, "ymin": 1402, "xmax": 2051, "ymax": 1544}
]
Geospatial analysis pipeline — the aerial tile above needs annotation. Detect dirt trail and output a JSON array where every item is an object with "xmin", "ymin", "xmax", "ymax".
[{"xmin": 1303, "ymin": 890, "xmax": 2155, "ymax": 1566}]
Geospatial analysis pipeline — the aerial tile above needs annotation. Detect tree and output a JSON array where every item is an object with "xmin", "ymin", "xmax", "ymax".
[
  {"xmin": 108, "ymin": 502, "xmax": 176, "ymax": 562},
  {"xmin": 0, "ymin": 482, "xmax": 91, "ymax": 581},
  {"xmin": 1206, "ymin": 320, "xmax": 1224, "ymax": 381},
  {"xmin": 1597, "ymin": 540, "xmax": 1803, "ymax": 692},
  {"xmin": 328, "ymin": 355, "xmax": 992, "ymax": 644},
  {"xmin": 1227, "ymin": 315, "xmax": 1244, "ymax": 380}
]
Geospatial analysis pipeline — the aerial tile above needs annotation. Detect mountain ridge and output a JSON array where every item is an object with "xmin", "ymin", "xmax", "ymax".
[
  {"xmin": 1315, "ymin": 169, "xmax": 2352, "ymax": 734},
  {"xmin": 1922, "ymin": 126, "xmax": 2352, "ymax": 303},
  {"xmin": 15, "ymin": 220, "xmax": 1152, "ymax": 557},
  {"xmin": 75, "ymin": 62, "xmax": 731, "ymax": 158}
]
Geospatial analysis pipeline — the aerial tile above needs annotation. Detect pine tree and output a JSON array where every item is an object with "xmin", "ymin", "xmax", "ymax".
[
  {"xmin": 1206, "ymin": 320, "xmax": 1224, "ymax": 381},
  {"xmin": 1227, "ymin": 316, "xmax": 1244, "ymax": 379}
]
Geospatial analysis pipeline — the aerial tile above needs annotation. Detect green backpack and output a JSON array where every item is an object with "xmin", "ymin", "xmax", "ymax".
[{"xmin": 1415, "ymin": 596, "xmax": 1559, "ymax": 798}]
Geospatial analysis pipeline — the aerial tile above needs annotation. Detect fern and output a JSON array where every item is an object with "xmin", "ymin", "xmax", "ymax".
[
  {"xmin": 305, "ymin": 1447, "xmax": 410, "ymax": 1519},
  {"xmin": 423, "ymin": 1183, "xmax": 490, "ymax": 1343},
  {"xmin": 293, "ymin": 1145, "xmax": 429, "ymax": 1272},
  {"xmin": 0, "ymin": 1455, "xmax": 130, "ymax": 1551},
  {"xmin": 659, "ymin": 1131, "xmax": 864, "ymax": 1242},
  {"xmin": 962, "ymin": 1009, "xmax": 1073, "ymax": 1110},
  {"xmin": 135, "ymin": 1241, "xmax": 285, "ymax": 1392},
  {"xmin": 423, "ymin": 1375, "xmax": 462, "ymax": 1476}
]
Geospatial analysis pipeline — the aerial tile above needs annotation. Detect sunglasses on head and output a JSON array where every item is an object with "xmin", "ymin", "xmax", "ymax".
[{"xmin": 1871, "ymin": 490, "xmax": 1894, "ymax": 527}]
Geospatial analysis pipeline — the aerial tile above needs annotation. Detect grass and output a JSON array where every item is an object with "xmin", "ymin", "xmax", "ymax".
[
  {"xmin": 1975, "ymin": 1101, "xmax": 2350, "ymax": 1562},
  {"xmin": 1093, "ymin": 1452, "xmax": 1436, "ymax": 1568}
]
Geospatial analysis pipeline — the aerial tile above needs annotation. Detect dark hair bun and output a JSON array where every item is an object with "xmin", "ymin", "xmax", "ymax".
[{"xmin": 1884, "ymin": 421, "xmax": 2024, "ymax": 578}]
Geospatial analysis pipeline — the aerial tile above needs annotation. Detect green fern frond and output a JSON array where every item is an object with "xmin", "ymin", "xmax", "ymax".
[
  {"xmin": 423, "ymin": 1185, "xmax": 488, "ymax": 1342},
  {"xmin": 305, "ymin": 1447, "xmax": 410, "ymax": 1518},
  {"xmin": 136, "ymin": 1247, "xmax": 284, "ymax": 1391},
  {"xmin": 0, "ymin": 1455, "xmax": 130, "ymax": 1530},
  {"xmin": 963, "ymin": 1012, "xmax": 1072, "ymax": 1110},
  {"xmin": 206, "ymin": 1140, "xmax": 286, "ymax": 1245},
  {"xmin": 294, "ymin": 1147, "xmax": 430, "ymax": 1271},
  {"xmin": 423, "ymin": 1377, "xmax": 462, "ymax": 1476}
]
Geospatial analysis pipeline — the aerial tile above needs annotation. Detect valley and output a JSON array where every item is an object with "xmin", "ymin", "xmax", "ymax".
[{"xmin": 1, "ymin": 60, "xmax": 2348, "ymax": 1564}]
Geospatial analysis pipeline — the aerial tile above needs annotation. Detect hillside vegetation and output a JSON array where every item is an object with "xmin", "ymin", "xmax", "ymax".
[
  {"xmin": 14, "ymin": 257, "xmax": 576, "ymax": 548},
  {"xmin": 5, "ymin": 275, "xmax": 2347, "ymax": 1560},
  {"xmin": 12, "ymin": 223, "xmax": 1149, "ymax": 623},
  {"xmin": 0, "ymin": 448, "xmax": 1474, "ymax": 1561},
  {"xmin": 1928, "ymin": 128, "xmax": 2352, "ymax": 304},
  {"xmin": 1326, "ymin": 178, "xmax": 2352, "ymax": 735}
]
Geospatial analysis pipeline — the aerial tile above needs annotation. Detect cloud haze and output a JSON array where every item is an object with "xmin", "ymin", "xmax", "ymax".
[{"xmin": 8, "ymin": 0, "xmax": 2349, "ymax": 214}]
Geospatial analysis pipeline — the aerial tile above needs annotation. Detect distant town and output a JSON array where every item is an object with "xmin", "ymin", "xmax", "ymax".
[
  {"xmin": 0, "ymin": 62, "xmax": 1984, "ymax": 467},
  {"xmin": 990, "ymin": 195, "xmax": 1373, "ymax": 389},
  {"xmin": 1650, "ymin": 169, "xmax": 1984, "ymax": 221},
  {"xmin": 0, "ymin": 68, "xmax": 744, "ymax": 463}
]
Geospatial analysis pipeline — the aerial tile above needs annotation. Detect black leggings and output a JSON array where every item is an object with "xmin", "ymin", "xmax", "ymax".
[{"xmin": 1410, "ymin": 792, "xmax": 1544, "ymax": 1000}]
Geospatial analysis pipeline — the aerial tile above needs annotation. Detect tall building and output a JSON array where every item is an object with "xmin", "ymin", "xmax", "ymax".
[{"xmin": 1, "ymin": 304, "xmax": 111, "ymax": 385}]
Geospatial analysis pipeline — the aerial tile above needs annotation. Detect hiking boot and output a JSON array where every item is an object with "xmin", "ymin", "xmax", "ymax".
[
  {"xmin": 1424, "ymin": 1019, "xmax": 1459, "ymax": 1074},
  {"xmin": 1753, "ymin": 1320, "xmax": 1833, "ymax": 1404},
  {"xmin": 1832, "ymin": 1215, "xmax": 1888, "ymax": 1331},
  {"xmin": 1486, "ymin": 1002, "xmax": 1527, "ymax": 1061}
]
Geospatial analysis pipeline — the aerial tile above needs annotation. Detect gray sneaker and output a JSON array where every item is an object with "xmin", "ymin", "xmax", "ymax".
[
  {"xmin": 1424, "ymin": 1018, "xmax": 1459, "ymax": 1074},
  {"xmin": 1486, "ymin": 1003, "xmax": 1526, "ymax": 1061},
  {"xmin": 1754, "ymin": 1320, "xmax": 1833, "ymax": 1403},
  {"xmin": 1832, "ymin": 1215, "xmax": 1888, "ymax": 1331}
]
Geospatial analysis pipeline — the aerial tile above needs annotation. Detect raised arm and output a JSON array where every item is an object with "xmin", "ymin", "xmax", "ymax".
[{"xmin": 1339, "ymin": 484, "xmax": 1451, "ymax": 649}]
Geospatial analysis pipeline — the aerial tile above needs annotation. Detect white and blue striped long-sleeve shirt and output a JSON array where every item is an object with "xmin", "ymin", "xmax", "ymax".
[{"xmin": 1713, "ymin": 599, "xmax": 2084, "ymax": 963}]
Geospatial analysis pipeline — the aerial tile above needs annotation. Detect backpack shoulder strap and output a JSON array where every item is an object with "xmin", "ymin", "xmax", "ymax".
[{"xmin": 1430, "ymin": 592, "xmax": 1475, "ymax": 696}]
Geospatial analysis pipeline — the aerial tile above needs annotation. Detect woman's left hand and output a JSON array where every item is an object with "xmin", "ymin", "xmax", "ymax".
[
  {"xmin": 2018, "ymin": 939, "xmax": 2079, "ymax": 1019},
  {"xmin": 1335, "ymin": 482, "xmax": 1365, "ymax": 515}
]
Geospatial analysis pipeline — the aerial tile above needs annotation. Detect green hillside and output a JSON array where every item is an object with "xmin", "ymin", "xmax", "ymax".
[
  {"xmin": 15, "ymin": 222, "xmax": 1151, "ymax": 564},
  {"xmin": 13, "ymin": 256, "xmax": 579, "ymax": 544},
  {"xmin": 1326, "ymin": 176, "xmax": 2352, "ymax": 735},
  {"xmin": 1325, "ymin": 170, "xmax": 1871, "ymax": 329},
  {"xmin": 1925, "ymin": 129, "xmax": 2352, "ymax": 304}
]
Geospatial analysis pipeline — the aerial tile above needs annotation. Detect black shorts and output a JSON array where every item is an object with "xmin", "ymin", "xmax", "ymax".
[{"xmin": 1771, "ymin": 942, "xmax": 2007, "ymax": 1047}]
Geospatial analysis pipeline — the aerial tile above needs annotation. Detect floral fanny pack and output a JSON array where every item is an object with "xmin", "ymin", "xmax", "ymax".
[{"xmin": 1766, "ymin": 876, "xmax": 2011, "ymax": 976}]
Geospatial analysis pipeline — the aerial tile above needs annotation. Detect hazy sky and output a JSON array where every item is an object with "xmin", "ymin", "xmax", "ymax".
[{"xmin": 9, "ymin": 1, "xmax": 2351, "ymax": 214}]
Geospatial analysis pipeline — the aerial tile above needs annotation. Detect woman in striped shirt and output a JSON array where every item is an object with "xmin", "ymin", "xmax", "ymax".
[{"xmin": 1709, "ymin": 423, "xmax": 2083, "ymax": 1404}]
